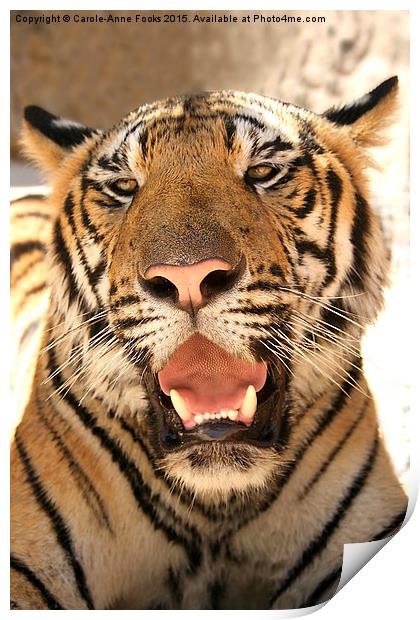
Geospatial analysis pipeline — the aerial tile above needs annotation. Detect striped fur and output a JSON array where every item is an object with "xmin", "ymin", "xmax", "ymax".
[{"xmin": 11, "ymin": 77, "xmax": 407, "ymax": 609}]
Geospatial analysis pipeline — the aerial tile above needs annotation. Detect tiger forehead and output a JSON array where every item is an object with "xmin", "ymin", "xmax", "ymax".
[
  {"xmin": 93, "ymin": 92, "xmax": 304, "ymax": 173},
  {"xmin": 119, "ymin": 90, "xmax": 298, "ymax": 130}
]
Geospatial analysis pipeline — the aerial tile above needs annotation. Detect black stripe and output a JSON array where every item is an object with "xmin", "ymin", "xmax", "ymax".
[
  {"xmin": 248, "ymin": 129, "xmax": 261, "ymax": 158},
  {"xmin": 243, "ymin": 280, "xmax": 280, "ymax": 293},
  {"xmin": 257, "ymin": 136, "xmax": 294, "ymax": 155},
  {"xmin": 138, "ymin": 129, "xmax": 149, "ymax": 159},
  {"xmin": 88, "ymin": 315, "xmax": 110, "ymax": 341},
  {"xmin": 209, "ymin": 578, "xmax": 225, "ymax": 609},
  {"xmin": 167, "ymin": 567, "xmax": 183, "ymax": 607},
  {"xmin": 90, "ymin": 258, "xmax": 107, "ymax": 288},
  {"xmin": 111, "ymin": 294, "xmax": 140, "ymax": 309},
  {"xmin": 97, "ymin": 156, "xmax": 120, "ymax": 172},
  {"xmin": 302, "ymin": 566, "xmax": 342, "ymax": 607},
  {"xmin": 269, "ymin": 434, "xmax": 378, "ymax": 606},
  {"xmin": 10, "ymin": 241, "xmax": 45, "ymax": 265},
  {"xmin": 319, "ymin": 298, "xmax": 348, "ymax": 333},
  {"xmin": 323, "ymin": 168, "xmax": 342, "ymax": 286},
  {"xmin": 63, "ymin": 193, "xmax": 101, "ymax": 305},
  {"xmin": 53, "ymin": 218, "xmax": 79, "ymax": 304},
  {"xmin": 10, "ymin": 599, "xmax": 21, "ymax": 609},
  {"xmin": 269, "ymin": 263, "xmax": 285, "ymax": 279},
  {"xmin": 299, "ymin": 398, "xmax": 368, "ymax": 499},
  {"xmin": 371, "ymin": 510, "xmax": 407, "ymax": 541},
  {"xmin": 289, "ymin": 150, "xmax": 315, "ymax": 171},
  {"xmin": 226, "ymin": 303, "xmax": 288, "ymax": 316},
  {"xmin": 222, "ymin": 111, "xmax": 266, "ymax": 132},
  {"xmin": 348, "ymin": 192, "xmax": 370, "ymax": 290},
  {"xmin": 295, "ymin": 238, "xmax": 327, "ymax": 262},
  {"xmin": 277, "ymin": 229, "xmax": 301, "ymax": 286},
  {"xmin": 47, "ymin": 347, "xmax": 202, "ymax": 571},
  {"xmin": 80, "ymin": 189, "xmax": 104, "ymax": 242},
  {"xmin": 244, "ymin": 280, "xmax": 282, "ymax": 293},
  {"xmin": 292, "ymin": 168, "xmax": 342, "ymax": 286},
  {"xmin": 109, "ymin": 412, "xmax": 156, "ymax": 464},
  {"xmin": 291, "ymin": 363, "xmax": 361, "ymax": 460},
  {"xmin": 10, "ymin": 555, "xmax": 64, "ymax": 610},
  {"xmin": 223, "ymin": 117, "xmax": 236, "ymax": 151},
  {"xmin": 113, "ymin": 316, "xmax": 150, "ymax": 330},
  {"xmin": 37, "ymin": 400, "xmax": 113, "ymax": 532},
  {"xmin": 298, "ymin": 119, "xmax": 325, "ymax": 154},
  {"xmin": 296, "ymin": 187, "xmax": 317, "ymax": 219},
  {"xmin": 14, "ymin": 434, "xmax": 94, "ymax": 609}
]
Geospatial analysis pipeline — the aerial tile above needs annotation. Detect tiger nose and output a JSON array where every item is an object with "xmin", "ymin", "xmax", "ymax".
[{"xmin": 142, "ymin": 258, "xmax": 243, "ymax": 312}]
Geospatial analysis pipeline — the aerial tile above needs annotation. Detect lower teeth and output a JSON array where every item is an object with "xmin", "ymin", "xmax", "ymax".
[{"xmin": 194, "ymin": 409, "xmax": 238, "ymax": 425}]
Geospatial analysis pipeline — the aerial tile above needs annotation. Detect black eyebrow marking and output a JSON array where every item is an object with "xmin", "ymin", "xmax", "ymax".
[{"xmin": 257, "ymin": 136, "xmax": 295, "ymax": 156}]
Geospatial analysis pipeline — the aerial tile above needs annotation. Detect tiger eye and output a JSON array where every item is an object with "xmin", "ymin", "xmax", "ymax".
[
  {"xmin": 246, "ymin": 164, "xmax": 276, "ymax": 180},
  {"xmin": 114, "ymin": 178, "xmax": 138, "ymax": 193}
]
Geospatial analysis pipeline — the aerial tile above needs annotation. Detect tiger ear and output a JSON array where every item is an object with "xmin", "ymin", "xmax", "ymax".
[
  {"xmin": 21, "ymin": 106, "xmax": 100, "ymax": 176},
  {"xmin": 323, "ymin": 76, "xmax": 399, "ymax": 147}
]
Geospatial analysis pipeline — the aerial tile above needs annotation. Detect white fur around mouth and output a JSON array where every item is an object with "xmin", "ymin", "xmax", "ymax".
[{"xmin": 169, "ymin": 385, "xmax": 257, "ymax": 430}]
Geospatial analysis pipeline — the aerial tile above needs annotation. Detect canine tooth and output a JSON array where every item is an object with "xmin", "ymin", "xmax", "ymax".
[
  {"xmin": 240, "ymin": 385, "xmax": 257, "ymax": 421},
  {"xmin": 195, "ymin": 414, "xmax": 204, "ymax": 425},
  {"xmin": 170, "ymin": 389, "xmax": 191, "ymax": 421},
  {"xmin": 228, "ymin": 410, "xmax": 238, "ymax": 421}
]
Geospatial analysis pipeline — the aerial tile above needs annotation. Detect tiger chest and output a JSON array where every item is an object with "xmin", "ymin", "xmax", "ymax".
[{"xmin": 116, "ymin": 540, "xmax": 276, "ymax": 610}]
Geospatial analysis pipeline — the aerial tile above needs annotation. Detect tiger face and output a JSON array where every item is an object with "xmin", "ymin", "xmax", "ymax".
[{"xmin": 22, "ymin": 78, "xmax": 396, "ymax": 498}]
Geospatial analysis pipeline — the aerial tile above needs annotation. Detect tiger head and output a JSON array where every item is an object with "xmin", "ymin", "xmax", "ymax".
[{"xmin": 22, "ymin": 78, "xmax": 397, "ymax": 499}]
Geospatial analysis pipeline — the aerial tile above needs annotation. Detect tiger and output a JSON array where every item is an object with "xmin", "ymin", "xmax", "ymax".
[{"xmin": 10, "ymin": 76, "xmax": 408, "ymax": 610}]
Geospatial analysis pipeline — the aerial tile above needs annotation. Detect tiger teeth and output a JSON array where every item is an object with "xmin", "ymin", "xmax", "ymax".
[
  {"xmin": 239, "ymin": 385, "xmax": 257, "ymax": 424},
  {"xmin": 169, "ymin": 389, "xmax": 253, "ymax": 429},
  {"xmin": 169, "ymin": 389, "xmax": 192, "ymax": 422},
  {"xmin": 193, "ymin": 409, "xmax": 239, "ymax": 426}
]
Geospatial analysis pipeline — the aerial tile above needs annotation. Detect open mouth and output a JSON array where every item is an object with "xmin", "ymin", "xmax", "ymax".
[{"xmin": 143, "ymin": 334, "xmax": 288, "ymax": 452}]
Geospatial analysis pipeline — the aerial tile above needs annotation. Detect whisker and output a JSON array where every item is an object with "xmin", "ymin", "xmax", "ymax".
[
  {"xmin": 294, "ymin": 308, "xmax": 361, "ymax": 342},
  {"xmin": 41, "ymin": 309, "xmax": 109, "ymax": 353},
  {"xmin": 43, "ymin": 325, "xmax": 113, "ymax": 385},
  {"xmin": 263, "ymin": 326, "xmax": 350, "ymax": 397},
  {"xmin": 78, "ymin": 341, "xmax": 133, "ymax": 405},
  {"xmin": 287, "ymin": 315, "xmax": 361, "ymax": 358},
  {"xmin": 277, "ymin": 286, "xmax": 367, "ymax": 327},
  {"xmin": 48, "ymin": 336, "xmax": 119, "ymax": 402},
  {"xmin": 283, "ymin": 323, "xmax": 369, "ymax": 398}
]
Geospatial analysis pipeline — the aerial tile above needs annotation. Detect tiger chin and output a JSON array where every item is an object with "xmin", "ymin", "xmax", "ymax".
[{"xmin": 11, "ymin": 77, "xmax": 408, "ymax": 610}]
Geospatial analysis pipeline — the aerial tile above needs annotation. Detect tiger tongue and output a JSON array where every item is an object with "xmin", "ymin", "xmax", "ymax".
[{"xmin": 157, "ymin": 334, "xmax": 267, "ymax": 415}]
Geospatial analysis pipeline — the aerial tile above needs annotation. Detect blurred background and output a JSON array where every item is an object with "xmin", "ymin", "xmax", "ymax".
[{"xmin": 10, "ymin": 9, "xmax": 410, "ymax": 483}]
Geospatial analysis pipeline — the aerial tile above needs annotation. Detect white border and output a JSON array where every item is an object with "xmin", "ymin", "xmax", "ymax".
[{"xmin": 4, "ymin": 2, "xmax": 418, "ymax": 618}]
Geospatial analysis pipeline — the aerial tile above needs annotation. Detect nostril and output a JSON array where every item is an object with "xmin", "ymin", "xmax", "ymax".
[
  {"xmin": 200, "ymin": 261, "xmax": 244, "ymax": 299},
  {"xmin": 200, "ymin": 270, "xmax": 231, "ymax": 298},
  {"xmin": 142, "ymin": 276, "xmax": 178, "ymax": 301}
]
